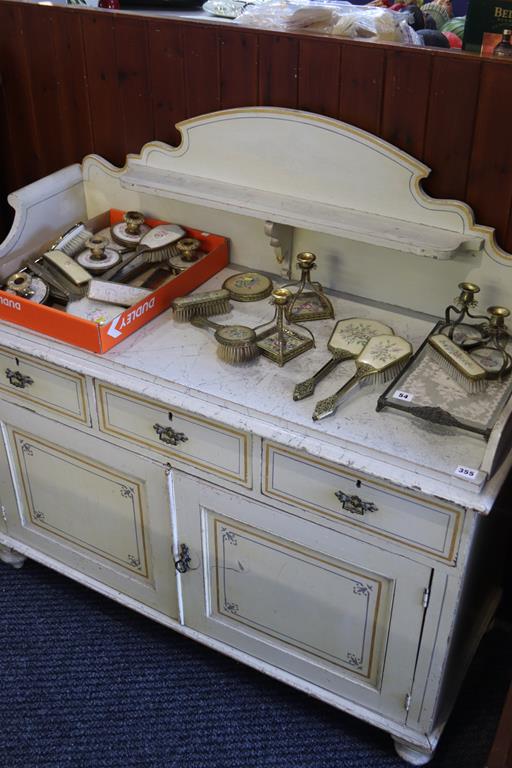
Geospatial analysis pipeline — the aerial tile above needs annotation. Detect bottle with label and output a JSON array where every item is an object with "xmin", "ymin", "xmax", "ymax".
[{"xmin": 494, "ymin": 28, "xmax": 512, "ymax": 57}]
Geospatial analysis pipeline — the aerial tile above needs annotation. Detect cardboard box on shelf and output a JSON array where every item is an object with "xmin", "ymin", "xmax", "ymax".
[
  {"xmin": 463, "ymin": 0, "xmax": 512, "ymax": 54},
  {"xmin": 0, "ymin": 209, "xmax": 229, "ymax": 354}
]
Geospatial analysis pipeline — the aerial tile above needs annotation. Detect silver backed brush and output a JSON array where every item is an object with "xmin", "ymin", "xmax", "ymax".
[
  {"xmin": 172, "ymin": 289, "xmax": 231, "ymax": 321},
  {"xmin": 313, "ymin": 335, "xmax": 412, "ymax": 421},
  {"xmin": 25, "ymin": 258, "xmax": 87, "ymax": 301},
  {"xmin": 428, "ymin": 334, "xmax": 487, "ymax": 394},
  {"xmin": 100, "ymin": 224, "xmax": 185, "ymax": 283},
  {"xmin": 49, "ymin": 222, "xmax": 94, "ymax": 257}
]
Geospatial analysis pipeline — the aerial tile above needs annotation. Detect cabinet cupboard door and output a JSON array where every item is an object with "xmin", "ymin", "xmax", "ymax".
[
  {"xmin": 173, "ymin": 472, "xmax": 432, "ymax": 723},
  {"xmin": 0, "ymin": 404, "xmax": 178, "ymax": 619},
  {"xmin": 0, "ymin": 438, "xmax": 12, "ymax": 535}
]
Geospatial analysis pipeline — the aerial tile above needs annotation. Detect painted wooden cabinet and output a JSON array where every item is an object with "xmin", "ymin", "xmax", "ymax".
[
  {"xmin": 173, "ymin": 471, "xmax": 432, "ymax": 724},
  {"xmin": 0, "ymin": 108, "xmax": 511, "ymax": 765},
  {"xmin": 0, "ymin": 398, "xmax": 179, "ymax": 619}
]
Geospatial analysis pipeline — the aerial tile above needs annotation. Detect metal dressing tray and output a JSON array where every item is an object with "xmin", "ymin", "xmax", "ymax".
[{"xmin": 377, "ymin": 321, "xmax": 512, "ymax": 439}]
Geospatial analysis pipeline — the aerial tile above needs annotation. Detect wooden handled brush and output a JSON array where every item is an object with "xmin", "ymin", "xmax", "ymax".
[{"xmin": 313, "ymin": 335, "xmax": 412, "ymax": 421}]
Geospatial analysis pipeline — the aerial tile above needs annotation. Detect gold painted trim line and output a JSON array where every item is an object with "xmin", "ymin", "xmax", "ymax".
[
  {"xmin": 211, "ymin": 515, "xmax": 385, "ymax": 685},
  {"xmin": 95, "ymin": 381, "xmax": 251, "ymax": 487},
  {"xmin": 12, "ymin": 428, "xmax": 151, "ymax": 581},
  {"xmin": 263, "ymin": 442, "xmax": 461, "ymax": 564},
  {"xmin": 0, "ymin": 347, "xmax": 89, "ymax": 425}
]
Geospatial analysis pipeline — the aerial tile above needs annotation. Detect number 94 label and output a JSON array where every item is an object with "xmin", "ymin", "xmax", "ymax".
[{"xmin": 393, "ymin": 390, "xmax": 414, "ymax": 402}]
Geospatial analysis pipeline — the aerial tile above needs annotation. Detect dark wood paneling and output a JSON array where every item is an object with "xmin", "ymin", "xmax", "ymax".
[
  {"xmin": 0, "ymin": 2, "xmax": 42, "ymax": 187},
  {"xmin": 51, "ymin": 9, "xmax": 94, "ymax": 167},
  {"xmin": 183, "ymin": 24, "xmax": 221, "ymax": 118},
  {"xmin": 22, "ymin": 6, "xmax": 67, "ymax": 178},
  {"xmin": 258, "ymin": 34, "xmax": 298, "ymax": 108},
  {"xmin": 81, "ymin": 13, "xmax": 125, "ymax": 166},
  {"xmin": 114, "ymin": 18, "xmax": 154, "ymax": 158},
  {"xmin": 147, "ymin": 20, "xmax": 186, "ymax": 146},
  {"xmin": 219, "ymin": 28, "xmax": 258, "ymax": 109},
  {"xmin": 2, "ymin": 2, "xmax": 512, "ymax": 252},
  {"xmin": 297, "ymin": 38, "xmax": 341, "ymax": 118},
  {"xmin": 338, "ymin": 44, "xmax": 385, "ymax": 136},
  {"xmin": 0, "ymin": 6, "xmax": 19, "ymax": 196},
  {"xmin": 423, "ymin": 56, "xmax": 481, "ymax": 203},
  {"xmin": 0, "ymin": 69, "xmax": 12, "ymax": 239},
  {"xmin": 467, "ymin": 61, "xmax": 512, "ymax": 252},
  {"xmin": 381, "ymin": 48, "xmax": 432, "ymax": 160}
]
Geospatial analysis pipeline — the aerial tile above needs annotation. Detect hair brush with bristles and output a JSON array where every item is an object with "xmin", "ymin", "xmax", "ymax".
[
  {"xmin": 172, "ymin": 289, "xmax": 231, "ymax": 322},
  {"xmin": 428, "ymin": 334, "xmax": 487, "ymax": 394}
]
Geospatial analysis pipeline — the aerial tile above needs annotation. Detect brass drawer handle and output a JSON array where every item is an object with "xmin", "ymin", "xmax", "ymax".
[
  {"xmin": 335, "ymin": 490, "xmax": 378, "ymax": 516},
  {"xmin": 5, "ymin": 369, "xmax": 34, "ymax": 389},
  {"xmin": 153, "ymin": 423, "xmax": 188, "ymax": 446}
]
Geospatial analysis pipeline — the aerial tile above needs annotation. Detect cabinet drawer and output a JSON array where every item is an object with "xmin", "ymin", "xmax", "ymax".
[
  {"xmin": 0, "ymin": 347, "xmax": 89, "ymax": 425},
  {"xmin": 263, "ymin": 442, "xmax": 462, "ymax": 563},
  {"xmin": 96, "ymin": 382, "xmax": 251, "ymax": 487}
]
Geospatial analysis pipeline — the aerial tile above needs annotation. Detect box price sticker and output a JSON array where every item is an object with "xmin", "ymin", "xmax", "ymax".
[
  {"xmin": 454, "ymin": 465, "xmax": 478, "ymax": 480},
  {"xmin": 393, "ymin": 390, "xmax": 414, "ymax": 402}
]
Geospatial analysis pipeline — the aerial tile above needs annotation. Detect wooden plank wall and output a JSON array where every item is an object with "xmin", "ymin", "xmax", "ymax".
[{"xmin": 0, "ymin": 1, "xmax": 511, "ymax": 252}]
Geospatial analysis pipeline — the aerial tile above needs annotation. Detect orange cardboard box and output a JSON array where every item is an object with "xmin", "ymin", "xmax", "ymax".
[{"xmin": 0, "ymin": 210, "xmax": 229, "ymax": 354}]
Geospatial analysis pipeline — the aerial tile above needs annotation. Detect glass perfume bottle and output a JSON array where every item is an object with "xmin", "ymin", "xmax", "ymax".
[
  {"xmin": 256, "ymin": 288, "xmax": 315, "ymax": 366},
  {"xmin": 282, "ymin": 252, "xmax": 334, "ymax": 323}
]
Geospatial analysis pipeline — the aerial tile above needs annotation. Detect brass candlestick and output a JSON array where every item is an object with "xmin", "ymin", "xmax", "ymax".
[
  {"xmin": 467, "ymin": 306, "xmax": 512, "ymax": 378},
  {"xmin": 111, "ymin": 210, "xmax": 150, "ymax": 247},
  {"xmin": 76, "ymin": 235, "xmax": 121, "ymax": 275},
  {"xmin": 441, "ymin": 281, "xmax": 490, "ymax": 348},
  {"xmin": 444, "ymin": 282, "xmax": 488, "ymax": 326},
  {"xmin": 486, "ymin": 306, "xmax": 510, "ymax": 348},
  {"xmin": 256, "ymin": 288, "xmax": 315, "ymax": 366},
  {"xmin": 169, "ymin": 237, "xmax": 205, "ymax": 272}
]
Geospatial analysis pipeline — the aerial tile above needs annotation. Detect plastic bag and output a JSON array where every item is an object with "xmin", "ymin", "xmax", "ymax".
[
  {"xmin": 235, "ymin": 0, "xmax": 423, "ymax": 44},
  {"xmin": 234, "ymin": 1, "xmax": 343, "ymax": 30}
]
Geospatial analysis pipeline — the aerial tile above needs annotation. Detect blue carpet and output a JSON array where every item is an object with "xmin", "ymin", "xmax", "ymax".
[{"xmin": 0, "ymin": 558, "xmax": 510, "ymax": 768}]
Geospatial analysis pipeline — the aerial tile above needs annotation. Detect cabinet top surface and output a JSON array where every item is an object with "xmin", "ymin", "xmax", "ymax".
[{"xmin": 1, "ymin": 268, "xmax": 509, "ymax": 514}]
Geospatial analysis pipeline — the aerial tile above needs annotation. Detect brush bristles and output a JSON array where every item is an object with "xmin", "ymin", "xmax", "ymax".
[
  {"xmin": 428, "ymin": 335, "xmax": 487, "ymax": 394},
  {"xmin": 172, "ymin": 290, "xmax": 231, "ymax": 321},
  {"xmin": 217, "ymin": 342, "xmax": 259, "ymax": 364},
  {"xmin": 372, "ymin": 359, "xmax": 409, "ymax": 385},
  {"xmin": 173, "ymin": 298, "xmax": 231, "ymax": 322},
  {"xmin": 60, "ymin": 228, "xmax": 94, "ymax": 257},
  {"xmin": 430, "ymin": 348, "xmax": 487, "ymax": 394},
  {"xmin": 146, "ymin": 243, "xmax": 179, "ymax": 262}
]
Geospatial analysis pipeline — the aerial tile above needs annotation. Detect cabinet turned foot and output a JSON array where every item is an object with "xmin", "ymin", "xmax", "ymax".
[
  {"xmin": 0, "ymin": 544, "xmax": 26, "ymax": 570},
  {"xmin": 393, "ymin": 738, "xmax": 433, "ymax": 765}
]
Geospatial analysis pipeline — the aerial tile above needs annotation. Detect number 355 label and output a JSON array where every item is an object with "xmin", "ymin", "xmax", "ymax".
[{"xmin": 454, "ymin": 465, "xmax": 478, "ymax": 480}]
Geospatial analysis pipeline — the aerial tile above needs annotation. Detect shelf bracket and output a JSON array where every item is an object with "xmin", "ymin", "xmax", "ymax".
[{"xmin": 264, "ymin": 221, "xmax": 293, "ymax": 278}]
